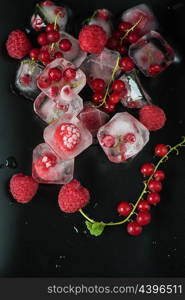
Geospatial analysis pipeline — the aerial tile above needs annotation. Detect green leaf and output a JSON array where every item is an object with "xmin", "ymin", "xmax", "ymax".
[{"xmin": 85, "ymin": 221, "xmax": 105, "ymax": 237}]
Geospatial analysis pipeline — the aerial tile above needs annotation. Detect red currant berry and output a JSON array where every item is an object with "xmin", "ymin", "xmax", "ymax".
[
  {"xmin": 147, "ymin": 192, "xmax": 160, "ymax": 205},
  {"xmin": 47, "ymin": 31, "xmax": 60, "ymax": 43},
  {"xmin": 37, "ymin": 76, "xmax": 52, "ymax": 88},
  {"xmin": 46, "ymin": 23, "xmax": 59, "ymax": 32},
  {"xmin": 117, "ymin": 202, "xmax": 132, "ymax": 216},
  {"xmin": 140, "ymin": 163, "xmax": 154, "ymax": 176},
  {"xmin": 59, "ymin": 39, "xmax": 72, "ymax": 52},
  {"xmin": 91, "ymin": 78, "xmax": 106, "ymax": 92},
  {"xmin": 116, "ymin": 44, "xmax": 127, "ymax": 55},
  {"xmin": 37, "ymin": 32, "xmax": 48, "ymax": 46},
  {"xmin": 118, "ymin": 21, "xmax": 132, "ymax": 33},
  {"xmin": 54, "ymin": 51, "xmax": 63, "ymax": 58},
  {"xmin": 96, "ymin": 9, "xmax": 110, "ymax": 21},
  {"xmin": 119, "ymin": 56, "xmax": 135, "ymax": 72},
  {"xmin": 106, "ymin": 37, "xmax": 119, "ymax": 50},
  {"xmin": 50, "ymin": 86, "xmax": 59, "ymax": 97},
  {"xmin": 29, "ymin": 48, "xmax": 40, "ymax": 60},
  {"xmin": 63, "ymin": 68, "xmax": 76, "ymax": 81},
  {"xmin": 123, "ymin": 133, "xmax": 136, "ymax": 143},
  {"xmin": 20, "ymin": 74, "xmax": 32, "ymax": 86},
  {"xmin": 155, "ymin": 144, "xmax": 168, "ymax": 157},
  {"xmin": 125, "ymin": 32, "xmax": 140, "ymax": 44},
  {"xmin": 148, "ymin": 180, "xmax": 162, "ymax": 193},
  {"xmin": 112, "ymin": 80, "xmax": 125, "ymax": 93},
  {"xmin": 127, "ymin": 221, "xmax": 142, "ymax": 236},
  {"xmin": 136, "ymin": 211, "xmax": 151, "ymax": 226},
  {"xmin": 41, "ymin": 1, "xmax": 54, "ymax": 6},
  {"xmin": 154, "ymin": 170, "xmax": 165, "ymax": 181},
  {"xmin": 148, "ymin": 64, "xmax": 162, "ymax": 76},
  {"xmin": 137, "ymin": 200, "xmax": 151, "ymax": 212},
  {"xmin": 48, "ymin": 67, "xmax": 63, "ymax": 82},
  {"xmin": 92, "ymin": 92, "xmax": 104, "ymax": 104},
  {"xmin": 101, "ymin": 134, "xmax": 115, "ymax": 148},
  {"xmin": 39, "ymin": 49, "xmax": 51, "ymax": 62},
  {"xmin": 102, "ymin": 101, "xmax": 116, "ymax": 113},
  {"xmin": 108, "ymin": 92, "xmax": 121, "ymax": 104},
  {"xmin": 112, "ymin": 30, "xmax": 122, "ymax": 40}
]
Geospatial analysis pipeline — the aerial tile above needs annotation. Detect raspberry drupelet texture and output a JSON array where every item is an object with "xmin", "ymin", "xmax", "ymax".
[
  {"xmin": 58, "ymin": 179, "xmax": 90, "ymax": 213},
  {"xmin": 6, "ymin": 30, "xmax": 32, "ymax": 59},
  {"xmin": 139, "ymin": 104, "xmax": 166, "ymax": 131}
]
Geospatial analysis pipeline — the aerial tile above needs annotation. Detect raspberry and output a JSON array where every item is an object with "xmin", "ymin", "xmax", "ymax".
[
  {"xmin": 58, "ymin": 179, "xmax": 90, "ymax": 213},
  {"xmin": 6, "ymin": 30, "xmax": 32, "ymax": 59},
  {"xmin": 79, "ymin": 25, "xmax": 108, "ymax": 54},
  {"xmin": 34, "ymin": 153, "xmax": 57, "ymax": 181},
  {"xmin": 54, "ymin": 123, "xmax": 81, "ymax": 152},
  {"xmin": 10, "ymin": 173, "xmax": 39, "ymax": 203},
  {"xmin": 139, "ymin": 105, "xmax": 166, "ymax": 131}
]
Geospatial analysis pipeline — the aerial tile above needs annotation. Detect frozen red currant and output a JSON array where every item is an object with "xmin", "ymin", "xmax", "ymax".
[
  {"xmin": 148, "ymin": 64, "xmax": 162, "ymax": 76},
  {"xmin": 136, "ymin": 211, "xmax": 151, "ymax": 226},
  {"xmin": 37, "ymin": 76, "xmax": 52, "ymax": 88},
  {"xmin": 101, "ymin": 134, "xmax": 115, "ymax": 148},
  {"xmin": 37, "ymin": 32, "xmax": 48, "ymax": 46},
  {"xmin": 140, "ymin": 163, "xmax": 154, "ymax": 176},
  {"xmin": 39, "ymin": 49, "xmax": 51, "ymax": 63},
  {"xmin": 46, "ymin": 23, "xmax": 59, "ymax": 32},
  {"xmin": 102, "ymin": 101, "xmax": 116, "ymax": 113},
  {"xmin": 20, "ymin": 74, "xmax": 32, "ymax": 86},
  {"xmin": 154, "ymin": 170, "xmax": 165, "ymax": 181},
  {"xmin": 63, "ymin": 68, "xmax": 76, "ymax": 81},
  {"xmin": 47, "ymin": 31, "xmax": 60, "ymax": 43},
  {"xmin": 106, "ymin": 37, "xmax": 119, "ymax": 50},
  {"xmin": 112, "ymin": 30, "xmax": 122, "ymax": 40},
  {"xmin": 148, "ymin": 180, "xmax": 162, "ymax": 192},
  {"xmin": 91, "ymin": 78, "xmax": 105, "ymax": 92},
  {"xmin": 59, "ymin": 39, "xmax": 72, "ymax": 51},
  {"xmin": 29, "ymin": 48, "xmax": 40, "ymax": 60},
  {"xmin": 108, "ymin": 92, "xmax": 121, "ymax": 104},
  {"xmin": 127, "ymin": 221, "xmax": 142, "ymax": 236},
  {"xmin": 117, "ymin": 202, "xmax": 132, "ymax": 216},
  {"xmin": 155, "ymin": 144, "xmax": 168, "ymax": 157},
  {"xmin": 119, "ymin": 56, "xmax": 135, "ymax": 72},
  {"xmin": 116, "ymin": 44, "xmax": 127, "ymax": 55},
  {"xmin": 125, "ymin": 32, "xmax": 140, "ymax": 43},
  {"xmin": 147, "ymin": 192, "xmax": 160, "ymax": 205},
  {"xmin": 54, "ymin": 123, "xmax": 81, "ymax": 152},
  {"xmin": 123, "ymin": 133, "xmax": 136, "ymax": 143},
  {"xmin": 54, "ymin": 51, "xmax": 63, "ymax": 58},
  {"xmin": 137, "ymin": 200, "xmax": 151, "ymax": 212},
  {"xmin": 112, "ymin": 80, "xmax": 125, "ymax": 93},
  {"xmin": 92, "ymin": 92, "xmax": 104, "ymax": 104},
  {"xmin": 118, "ymin": 21, "xmax": 132, "ymax": 33},
  {"xmin": 41, "ymin": 1, "xmax": 54, "ymax": 5},
  {"xmin": 48, "ymin": 67, "xmax": 63, "ymax": 82}
]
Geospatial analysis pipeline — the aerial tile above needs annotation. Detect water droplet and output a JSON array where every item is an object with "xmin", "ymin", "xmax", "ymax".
[
  {"xmin": 74, "ymin": 226, "xmax": 79, "ymax": 233},
  {"xmin": 5, "ymin": 156, "xmax": 18, "ymax": 169}
]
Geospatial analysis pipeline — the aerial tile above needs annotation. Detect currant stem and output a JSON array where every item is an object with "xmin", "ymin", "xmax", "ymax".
[
  {"xmin": 82, "ymin": 10, "xmax": 98, "ymax": 25},
  {"xmin": 120, "ymin": 17, "xmax": 143, "ymax": 44}
]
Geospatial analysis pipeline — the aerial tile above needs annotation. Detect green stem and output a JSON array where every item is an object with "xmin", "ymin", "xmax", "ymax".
[{"xmin": 120, "ymin": 17, "xmax": 143, "ymax": 44}]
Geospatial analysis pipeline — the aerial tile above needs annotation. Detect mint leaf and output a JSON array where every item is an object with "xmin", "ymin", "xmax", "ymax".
[{"xmin": 85, "ymin": 221, "xmax": 105, "ymax": 237}]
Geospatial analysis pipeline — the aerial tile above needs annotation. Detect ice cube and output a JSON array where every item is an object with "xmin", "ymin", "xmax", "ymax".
[
  {"xmin": 32, "ymin": 143, "xmax": 74, "ymax": 184},
  {"xmin": 37, "ymin": 58, "xmax": 86, "ymax": 105},
  {"xmin": 129, "ymin": 31, "xmax": 174, "ymax": 77},
  {"xmin": 31, "ymin": 1, "xmax": 68, "ymax": 32},
  {"xmin": 78, "ymin": 102, "xmax": 109, "ymax": 136},
  {"xmin": 97, "ymin": 112, "xmax": 149, "ymax": 163},
  {"xmin": 15, "ymin": 59, "xmax": 44, "ymax": 101},
  {"xmin": 80, "ymin": 48, "xmax": 120, "ymax": 87},
  {"xmin": 43, "ymin": 113, "xmax": 92, "ymax": 160},
  {"xmin": 121, "ymin": 4, "xmax": 158, "ymax": 36},
  {"xmin": 34, "ymin": 92, "xmax": 83, "ymax": 124},
  {"xmin": 88, "ymin": 9, "xmax": 113, "ymax": 38}
]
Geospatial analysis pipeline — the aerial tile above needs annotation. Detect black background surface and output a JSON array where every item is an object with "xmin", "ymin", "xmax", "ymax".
[{"xmin": 0, "ymin": 0, "xmax": 185, "ymax": 277}]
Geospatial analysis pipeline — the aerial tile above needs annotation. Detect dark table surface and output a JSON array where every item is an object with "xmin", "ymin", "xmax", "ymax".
[{"xmin": 0, "ymin": 0, "xmax": 185, "ymax": 277}]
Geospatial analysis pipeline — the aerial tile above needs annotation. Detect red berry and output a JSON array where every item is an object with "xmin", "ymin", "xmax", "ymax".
[
  {"xmin": 46, "ymin": 23, "xmax": 59, "ymax": 32},
  {"xmin": 126, "ymin": 32, "xmax": 140, "ymax": 44},
  {"xmin": 20, "ymin": 74, "xmax": 32, "ymax": 86},
  {"xmin": 47, "ymin": 31, "xmax": 60, "ymax": 43},
  {"xmin": 54, "ymin": 51, "xmax": 63, "ymax": 58},
  {"xmin": 147, "ymin": 192, "xmax": 160, "ymax": 205},
  {"xmin": 139, "ymin": 105, "xmax": 166, "ymax": 132},
  {"xmin": 108, "ymin": 92, "xmax": 121, "ymax": 104},
  {"xmin": 63, "ymin": 68, "xmax": 77, "ymax": 81},
  {"xmin": 118, "ymin": 21, "xmax": 132, "ymax": 33},
  {"xmin": 37, "ymin": 76, "xmax": 52, "ymax": 88},
  {"xmin": 155, "ymin": 144, "xmax": 168, "ymax": 157},
  {"xmin": 6, "ymin": 29, "xmax": 32, "ymax": 59},
  {"xmin": 112, "ymin": 30, "xmax": 122, "ymax": 40},
  {"xmin": 154, "ymin": 170, "xmax": 165, "ymax": 181},
  {"xmin": 148, "ymin": 64, "xmax": 162, "ymax": 76},
  {"xmin": 140, "ymin": 163, "xmax": 154, "ymax": 176},
  {"xmin": 119, "ymin": 56, "xmax": 135, "ymax": 72},
  {"xmin": 48, "ymin": 67, "xmax": 63, "ymax": 82},
  {"xmin": 137, "ymin": 200, "xmax": 151, "ymax": 212},
  {"xmin": 127, "ymin": 221, "xmax": 142, "ymax": 236},
  {"xmin": 101, "ymin": 134, "xmax": 115, "ymax": 148},
  {"xmin": 92, "ymin": 92, "xmax": 104, "ymax": 104},
  {"xmin": 37, "ymin": 32, "xmax": 48, "ymax": 46},
  {"xmin": 148, "ymin": 180, "xmax": 162, "ymax": 193},
  {"xmin": 50, "ymin": 86, "xmax": 59, "ymax": 97},
  {"xmin": 91, "ymin": 78, "xmax": 105, "ymax": 92},
  {"xmin": 116, "ymin": 44, "xmax": 127, "ymax": 55},
  {"xmin": 112, "ymin": 80, "xmax": 125, "ymax": 93},
  {"xmin": 59, "ymin": 39, "xmax": 72, "ymax": 52},
  {"xmin": 96, "ymin": 9, "xmax": 110, "ymax": 21},
  {"xmin": 39, "ymin": 49, "xmax": 51, "ymax": 62},
  {"xmin": 136, "ymin": 211, "xmax": 151, "ymax": 226},
  {"xmin": 41, "ymin": 1, "xmax": 54, "ymax": 6},
  {"xmin": 102, "ymin": 101, "xmax": 116, "ymax": 113},
  {"xmin": 29, "ymin": 48, "xmax": 40, "ymax": 60},
  {"xmin": 123, "ymin": 133, "xmax": 136, "ymax": 143},
  {"xmin": 117, "ymin": 202, "xmax": 132, "ymax": 216},
  {"xmin": 37, "ymin": 153, "xmax": 57, "ymax": 170},
  {"xmin": 106, "ymin": 37, "xmax": 119, "ymax": 50},
  {"xmin": 54, "ymin": 123, "xmax": 81, "ymax": 152}
]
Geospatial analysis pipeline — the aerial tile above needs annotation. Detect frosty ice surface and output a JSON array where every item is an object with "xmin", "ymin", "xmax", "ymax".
[
  {"xmin": 15, "ymin": 59, "xmax": 44, "ymax": 100},
  {"xmin": 88, "ymin": 9, "xmax": 113, "ymax": 37},
  {"xmin": 129, "ymin": 31, "xmax": 174, "ymax": 77},
  {"xmin": 97, "ymin": 112, "xmax": 149, "ymax": 163},
  {"xmin": 121, "ymin": 4, "xmax": 158, "ymax": 36},
  {"xmin": 34, "ymin": 92, "xmax": 83, "ymax": 124},
  {"xmin": 44, "ymin": 113, "xmax": 92, "ymax": 160},
  {"xmin": 32, "ymin": 143, "xmax": 74, "ymax": 184},
  {"xmin": 37, "ymin": 58, "xmax": 86, "ymax": 105},
  {"xmin": 78, "ymin": 102, "xmax": 109, "ymax": 136}
]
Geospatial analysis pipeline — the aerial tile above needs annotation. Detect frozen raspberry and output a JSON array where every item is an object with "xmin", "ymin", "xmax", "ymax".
[
  {"xmin": 58, "ymin": 179, "xmax": 90, "ymax": 213},
  {"xmin": 54, "ymin": 123, "xmax": 81, "ymax": 152},
  {"xmin": 139, "ymin": 105, "xmax": 166, "ymax": 131},
  {"xmin": 10, "ymin": 173, "xmax": 39, "ymax": 203},
  {"xmin": 34, "ymin": 153, "xmax": 57, "ymax": 181},
  {"xmin": 79, "ymin": 25, "xmax": 108, "ymax": 54},
  {"xmin": 6, "ymin": 30, "xmax": 32, "ymax": 59}
]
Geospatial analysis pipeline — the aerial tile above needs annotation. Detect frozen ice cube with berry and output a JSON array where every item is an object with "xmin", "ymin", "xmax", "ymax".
[
  {"xmin": 32, "ymin": 143, "xmax": 74, "ymax": 184},
  {"xmin": 34, "ymin": 92, "xmax": 83, "ymax": 124},
  {"xmin": 15, "ymin": 59, "xmax": 44, "ymax": 100},
  {"xmin": 121, "ymin": 4, "xmax": 158, "ymax": 36},
  {"xmin": 43, "ymin": 113, "xmax": 93, "ymax": 160},
  {"xmin": 97, "ymin": 112, "xmax": 149, "ymax": 163},
  {"xmin": 88, "ymin": 9, "xmax": 113, "ymax": 38},
  {"xmin": 37, "ymin": 58, "xmax": 86, "ymax": 105},
  {"xmin": 78, "ymin": 102, "xmax": 109, "ymax": 136},
  {"xmin": 129, "ymin": 31, "xmax": 174, "ymax": 77}
]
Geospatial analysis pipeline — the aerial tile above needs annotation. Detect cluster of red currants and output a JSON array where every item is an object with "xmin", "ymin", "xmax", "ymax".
[{"xmin": 116, "ymin": 143, "xmax": 168, "ymax": 236}]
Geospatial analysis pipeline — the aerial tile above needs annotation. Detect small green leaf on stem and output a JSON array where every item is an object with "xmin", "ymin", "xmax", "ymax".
[{"xmin": 85, "ymin": 221, "xmax": 105, "ymax": 236}]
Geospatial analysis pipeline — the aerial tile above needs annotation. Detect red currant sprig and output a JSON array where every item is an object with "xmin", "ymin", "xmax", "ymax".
[{"xmin": 120, "ymin": 17, "xmax": 143, "ymax": 44}]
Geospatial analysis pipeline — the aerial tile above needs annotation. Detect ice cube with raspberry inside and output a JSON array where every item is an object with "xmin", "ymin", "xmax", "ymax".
[
  {"xmin": 97, "ymin": 112, "xmax": 149, "ymax": 163},
  {"xmin": 34, "ymin": 92, "xmax": 83, "ymax": 124},
  {"xmin": 37, "ymin": 58, "xmax": 86, "ymax": 106},
  {"xmin": 15, "ymin": 59, "xmax": 44, "ymax": 100},
  {"xmin": 43, "ymin": 113, "xmax": 92, "ymax": 161},
  {"xmin": 78, "ymin": 102, "xmax": 109, "ymax": 136},
  {"xmin": 121, "ymin": 4, "xmax": 158, "ymax": 36},
  {"xmin": 30, "ymin": 1, "xmax": 68, "ymax": 32},
  {"xmin": 32, "ymin": 143, "xmax": 74, "ymax": 184},
  {"xmin": 129, "ymin": 31, "xmax": 174, "ymax": 77},
  {"xmin": 88, "ymin": 9, "xmax": 113, "ymax": 38}
]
